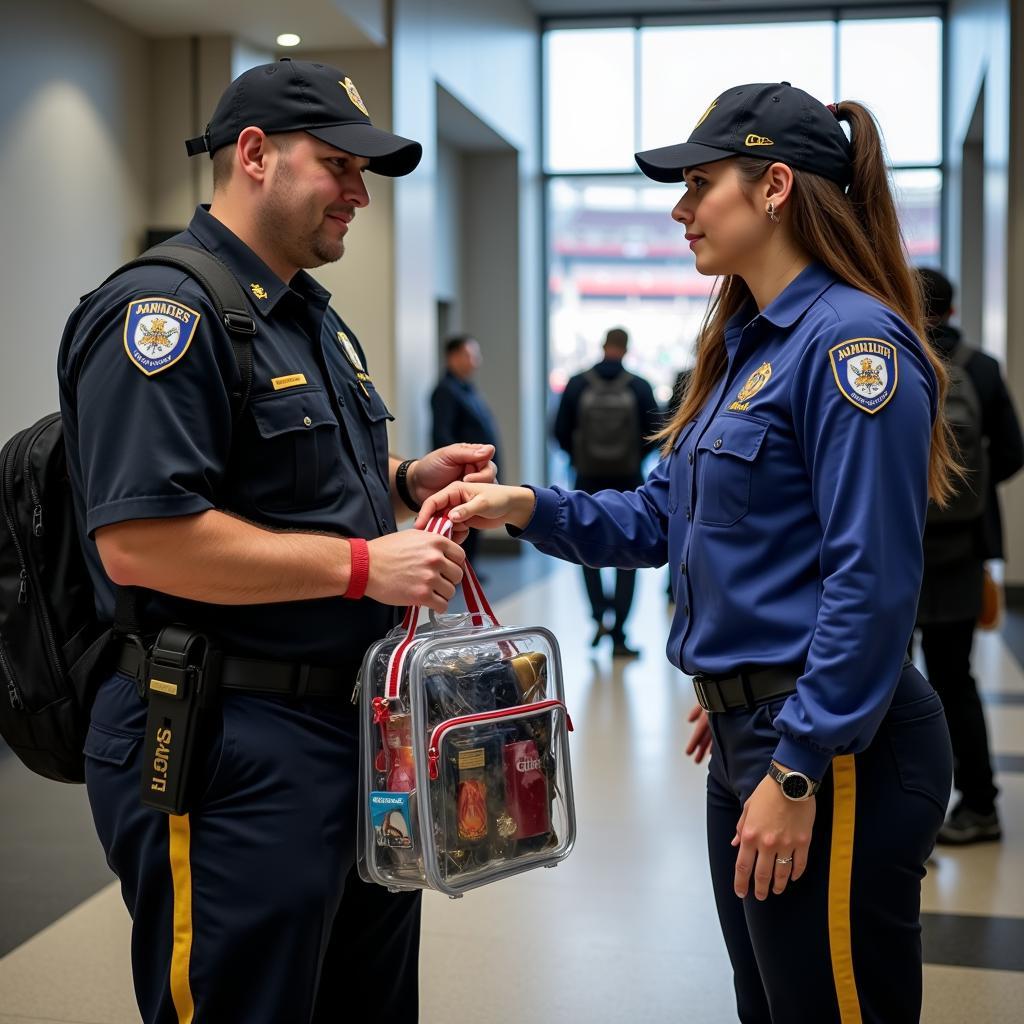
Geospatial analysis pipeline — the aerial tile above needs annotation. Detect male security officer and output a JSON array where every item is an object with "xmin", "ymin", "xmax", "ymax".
[{"xmin": 57, "ymin": 59, "xmax": 495, "ymax": 1023}]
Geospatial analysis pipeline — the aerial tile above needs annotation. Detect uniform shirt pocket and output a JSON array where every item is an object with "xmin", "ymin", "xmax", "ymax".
[
  {"xmin": 247, "ymin": 386, "xmax": 341, "ymax": 512},
  {"xmin": 696, "ymin": 414, "xmax": 769, "ymax": 526},
  {"xmin": 350, "ymin": 380, "xmax": 395, "ymax": 484}
]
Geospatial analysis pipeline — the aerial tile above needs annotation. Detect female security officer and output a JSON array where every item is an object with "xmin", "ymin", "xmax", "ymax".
[{"xmin": 417, "ymin": 83, "xmax": 956, "ymax": 1023}]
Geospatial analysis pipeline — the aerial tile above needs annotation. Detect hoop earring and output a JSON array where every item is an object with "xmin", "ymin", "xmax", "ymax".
[{"xmin": 767, "ymin": 202, "xmax": 780, "ymax": 224}]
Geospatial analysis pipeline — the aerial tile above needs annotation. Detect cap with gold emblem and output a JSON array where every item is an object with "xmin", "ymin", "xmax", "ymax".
[
  {"xmin": 186, "ymin": 58, "xmax": 422, "ymax": 177},
  {"xmin": 635, "ymin": 82, "xmax": 852, "ymax": 186}
]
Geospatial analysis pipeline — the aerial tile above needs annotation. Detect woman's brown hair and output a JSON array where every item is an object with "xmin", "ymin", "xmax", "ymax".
[{"xmin": 654, "ymin": 100, "xmax": 957, "ymax": 505}]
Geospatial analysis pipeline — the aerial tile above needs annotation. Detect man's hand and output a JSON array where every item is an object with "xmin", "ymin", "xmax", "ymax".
[
  {"xmin": 366, "ymin": 530, "xmax": 467, "ymax": 612},
  {"xmin": 407, "ymin": 444, "xmax": 497, "ymax": 505}
]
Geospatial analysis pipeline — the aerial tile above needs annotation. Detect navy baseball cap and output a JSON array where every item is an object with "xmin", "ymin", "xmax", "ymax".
[
  {"xmin": 635, "ymin": 82, "xmax": 852, "ymax": 186},
  {"xmin": 185, "ymin": 58, "xmax": 422, "ymax": 177}
]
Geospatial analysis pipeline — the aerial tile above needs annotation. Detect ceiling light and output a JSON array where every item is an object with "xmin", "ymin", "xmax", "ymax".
[{"xmin": 276, "ymin": 33, "xmax": 301, "ymax": 47}]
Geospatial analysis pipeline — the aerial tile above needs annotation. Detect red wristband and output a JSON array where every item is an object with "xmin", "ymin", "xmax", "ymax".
[{"xmin": 344, "ymin": 538, "xmax": 370, "ymax": 600}]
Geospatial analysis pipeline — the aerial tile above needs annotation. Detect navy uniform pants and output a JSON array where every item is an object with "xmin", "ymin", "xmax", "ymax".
[
  {"xmin": 83, "ymin": 671, "xmax": 421, "ymax": 1024},
  {"xmin": 706, "ymin": 663, "xmax": 952, "ymax": 1023}
]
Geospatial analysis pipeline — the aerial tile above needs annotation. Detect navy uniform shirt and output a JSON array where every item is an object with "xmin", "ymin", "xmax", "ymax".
[
  {"xmin": 430, "ymin": 371, "xmax": 500, "ymax": 457},
  {"xmin": 58, "ymin": 205, "xmax": 398, "ymax": 676},
  {"xmin": 516, "ymin": 263, "xmax": 938, "ymax": 780}
]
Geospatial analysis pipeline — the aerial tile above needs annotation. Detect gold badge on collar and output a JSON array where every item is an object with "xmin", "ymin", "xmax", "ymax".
[
  {"xmin": 729, "ymin": 361, "xmax": 772, "ymax": 412},
  {"xmin": 340, "ymin": 77, "xmax": 369, "ymax": 117},
  {"xmin": 250, "ymin": 283, "xmax": 268, "ymax": 300}
]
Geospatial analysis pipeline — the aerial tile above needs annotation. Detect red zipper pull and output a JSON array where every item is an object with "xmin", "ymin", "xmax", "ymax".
[
  {"xmin": 372, "ymin": 697, "xmax": 390, "ymax": 725},
  {"xmin": 428, "ymin": 746, "xmax": 440, "ymax": 780},
  {"xmin": 566, "ymin": 712, "xmax": 574, "ymax": 732}
]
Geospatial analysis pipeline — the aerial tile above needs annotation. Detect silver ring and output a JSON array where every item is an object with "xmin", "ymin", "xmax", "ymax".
[{"xmin": 776, "ymin": 855, "xmax": 793, "ymax": 865}]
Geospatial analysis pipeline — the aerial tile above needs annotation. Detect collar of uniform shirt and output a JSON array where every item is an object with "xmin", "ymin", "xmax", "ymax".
[
  {"xmin": 729, "ymin": 261, "xmax": 840, "ymax": 333},
  {"xmin": 187, "ymin": 204, "xmax": 330, "ymax": 317}
]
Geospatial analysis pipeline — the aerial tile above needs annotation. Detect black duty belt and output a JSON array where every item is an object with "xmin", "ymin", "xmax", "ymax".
[
  {"xmin": 691, "ymin": 665, "xmax": 802, "ymax": 714},
  {"xmin": 117, "ymin": 641, "xmax": 353, "ymax": 699},
  {"xmin": 693, "ymin": 655, "xmax": 914, "ymax": 714}
]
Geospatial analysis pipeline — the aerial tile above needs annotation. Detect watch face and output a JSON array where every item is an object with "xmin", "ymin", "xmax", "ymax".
[{"xmin": 781, "ymin": 773, "xmax": 810, "ymax": 800}]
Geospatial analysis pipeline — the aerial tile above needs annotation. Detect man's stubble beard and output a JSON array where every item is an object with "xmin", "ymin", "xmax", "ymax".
[{"xmin": 259, "ymin": 160, "xmax": 345, "ymax": 271}]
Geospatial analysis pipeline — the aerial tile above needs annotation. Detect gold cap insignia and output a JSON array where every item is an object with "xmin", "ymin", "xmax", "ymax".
[
  {"xmin": 694, "ymin": 100, "xmax": 717, "ymax": 132},
  {"xmin": 250, "ymin": 283, "xmax": 268, "ymax": 300},
  {"xmin": 340, "ymin": 77, "xmax": 369, "ymax": 117},
  {"xmin": 744, "ymin": 134, "xmax": 774, "ymax": 147}
]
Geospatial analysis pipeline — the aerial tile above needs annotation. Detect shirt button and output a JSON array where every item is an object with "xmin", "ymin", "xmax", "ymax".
[
  {"xmin": 303, "ymin": 416, "xmax": 312, "ymax": 427},
  {"xmin": 686, "ymin": 509, "xmax": 692, "ymax": 521},
  {"xmin": 361, "ymin": 462, "xmax": 368, "ymax": 474},
  {"xmin": 680, "ymin": 561, "xmax": 687, "ymax": 575},
  {"xmin": 687, "ymin": 451, "xmax": 694, "ymax": 465},
  {"xmin": 337, "ymin": 394, "xmax": 346, "ymax": 407},
  {"xmin": 683, "ymin": 605, "xmax": 690, "ymax": 617},
  {"xmin": 713, "ymin": 438, "xmax": 723, "ymax": 450},
  {"xmin": 379, "ymin": 518, "xmax": 388, "ymax": 532}
]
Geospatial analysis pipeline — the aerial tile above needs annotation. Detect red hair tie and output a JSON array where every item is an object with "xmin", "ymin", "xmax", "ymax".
[{"xmin": 827, "ymin": 103, "xmax": 840, "ymax": 118}]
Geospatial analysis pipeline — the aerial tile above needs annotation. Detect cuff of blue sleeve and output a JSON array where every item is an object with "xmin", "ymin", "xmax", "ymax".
[
  {"xmin": 505, "ymin": 486, "xmax": 559, "ymax": 543},
  {"xmin": 771, "ymin": 736, "xmax": 833, "ymax": 783}
]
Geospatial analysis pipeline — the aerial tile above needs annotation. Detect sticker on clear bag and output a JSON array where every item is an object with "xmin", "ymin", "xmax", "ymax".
[{"xmin": 370, "ymin": 791, "xmax": 414, "ymax": 849}]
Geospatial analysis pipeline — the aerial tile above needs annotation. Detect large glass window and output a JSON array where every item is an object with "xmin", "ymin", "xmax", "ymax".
[{"xmin": 544, "ymin": 12, "xmax": 944, "ymax": 426}]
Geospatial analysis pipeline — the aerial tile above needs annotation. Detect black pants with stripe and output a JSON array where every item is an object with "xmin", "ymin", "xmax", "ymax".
[
  {"xmin": 84, "ymin": 671, "xmax": 421, "ymax": 1024},
  {"xmin": 706, "ymin": 663, "xmax": 952, "ymax": 1023}
]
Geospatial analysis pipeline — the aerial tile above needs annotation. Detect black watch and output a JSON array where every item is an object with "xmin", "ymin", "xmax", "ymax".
[
  {"xmin": 395, "ymin": 459, "xmax": 421, "ymax": 513},
  {"xmin": 767, "ymin": 761, "xmax": 820, "ymax": 801}
]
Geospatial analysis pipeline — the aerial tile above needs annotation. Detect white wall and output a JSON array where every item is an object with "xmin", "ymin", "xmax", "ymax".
[
  {"xmin": 0, "ymin": 0, "xmax": 151, "ymax": 440},
  {"xmin": 945, "ymin": 0, "xmax": 1024, "ymax": 586},
  {"xmin": 391, "ymin": 0, "xmax": 542, "ymax": 484}
]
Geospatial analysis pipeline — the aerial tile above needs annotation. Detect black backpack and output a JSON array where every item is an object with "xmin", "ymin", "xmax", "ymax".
[
  {"xmin": 0, "ymin": 244, "xmax": 255, "ymax": 782},
  {"xmin": 572, "ymin": 369, "xmax": 642, "ymax": 478},
  {"xmin": 928, "ymin": 342, "xmax": 989, "ymax": 526}
]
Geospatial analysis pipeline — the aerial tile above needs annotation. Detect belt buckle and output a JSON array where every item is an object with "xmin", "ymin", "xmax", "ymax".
[{"xmin": 692, "ymin": 676, "xmax": 711, "ymax": 713}]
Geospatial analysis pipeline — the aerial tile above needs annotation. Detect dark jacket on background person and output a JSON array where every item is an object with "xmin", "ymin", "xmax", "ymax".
[
  {"xmin": 554, "ymin": 358, "xmax": 661, "ymax": 492},
  {"xmin": 430, "ymin": 371, "xmax": 500, "ymax": 460},
  {"xmin": 918, "ymin": 323, "xmax": 1024, "ymax": 624}
]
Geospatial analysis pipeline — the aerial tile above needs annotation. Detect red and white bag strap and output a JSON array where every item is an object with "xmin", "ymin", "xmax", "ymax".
[{"xmin": 384, "ymin": 516, "xmax": 501, "ymax": 704}]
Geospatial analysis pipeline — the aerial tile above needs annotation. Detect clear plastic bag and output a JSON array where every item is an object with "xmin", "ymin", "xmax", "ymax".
[{"xmin": 357, "ymin": 519, "xmax": 576, "ymax": 897}]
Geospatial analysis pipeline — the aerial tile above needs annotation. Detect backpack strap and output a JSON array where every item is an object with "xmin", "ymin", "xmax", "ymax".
[
  {"xmin": 101, "ymin": 244, "xmax": 258, "ymax": 640},
  {"xmin": 106, "ymin": 243, "xmax": 256, "ymax": 422}
]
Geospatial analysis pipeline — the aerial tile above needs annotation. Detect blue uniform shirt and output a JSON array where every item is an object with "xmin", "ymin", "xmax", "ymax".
[
  {"xmin": 58, "ymin": 205, "xmax": 398, "ymax": 675},
  {"xmin": 517, "ymin": 263, "xmax": 938, "ymax": 779}
]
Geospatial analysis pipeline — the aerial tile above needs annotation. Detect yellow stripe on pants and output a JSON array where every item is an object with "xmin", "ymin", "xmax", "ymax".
[
  {"xmin": 168, "ymin": 813, "xmax": 195, "ymax": 1024},
  {"xmin": 828, "ymin": 754, "xmax": 862, "ymax": 1024}
]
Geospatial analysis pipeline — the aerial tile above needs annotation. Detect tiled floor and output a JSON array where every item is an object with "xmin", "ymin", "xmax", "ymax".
[{"xmin": 1, "ymin": 558, "xmax": 1022, "ymax": 1022}]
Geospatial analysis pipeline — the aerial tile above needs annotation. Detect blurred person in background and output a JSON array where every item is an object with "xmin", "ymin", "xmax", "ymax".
[
  {"xmin": 915, "ymin": 267, "xmax": 1023, "ymax": 845},
  {"xmin": 554, "ymin": 327, "xmax": 660, "ymax": 657}
]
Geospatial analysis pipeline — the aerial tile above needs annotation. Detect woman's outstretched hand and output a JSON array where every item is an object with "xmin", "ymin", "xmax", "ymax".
[{"xmin": 415, "ymin": 482, "xmax": 538, "ymax": 538}]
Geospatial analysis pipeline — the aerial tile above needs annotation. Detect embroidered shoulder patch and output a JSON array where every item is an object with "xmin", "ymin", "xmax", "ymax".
[
  {"xmin": 123, "ymin": 298, "xmax": 201, "ymax": 376},
  {"xmin": 827, "ymin": 337, "xmax": 898, "ymax": 414}
]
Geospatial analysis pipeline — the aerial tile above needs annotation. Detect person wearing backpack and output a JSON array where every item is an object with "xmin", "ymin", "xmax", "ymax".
[
  {"xmin": 553, "ymin": 328, "xmax": 660, "ymax": 657},
  {"xmin": 46, "ymin": 60, "xmax": 496, "ymax": 1024},
  {"xmin": 915, "ymin": 268, "xmax": 1024, "ymax": 845}
]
